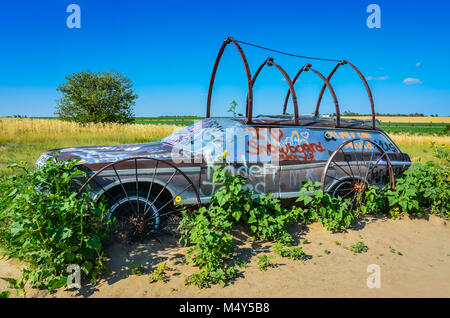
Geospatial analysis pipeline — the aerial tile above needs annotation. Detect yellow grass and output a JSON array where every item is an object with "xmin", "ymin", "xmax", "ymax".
[
  {"xmin": 0, "ymin": 117, "xmax": 181, "ymax": 144},
  {"xmin": 342, "ymin": 116, "xmax": 450, "ymax": 123},
  {"xmin": 0, "ymin": 118, "xmax": 181, "ymax": 176},
  {"xmin": 389, "ymin": 133, "xmax": 450, "ymax": 146},
  {"xmin": 388, "ymin": 133, "xmax": 449, "ymax": 163}
]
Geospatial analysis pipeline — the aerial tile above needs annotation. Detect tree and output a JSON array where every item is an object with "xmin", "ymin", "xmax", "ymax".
[{"xmin": 56, "ymin": 70, "xmax": 137, "ymax": 124}]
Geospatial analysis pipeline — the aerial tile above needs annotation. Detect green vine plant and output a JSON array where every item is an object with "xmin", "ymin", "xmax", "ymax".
[
  {"xmin": 227, "ymin": 100, "xmax": 243, "ymax": 118},
  {"xmin": 0, "ymin": 157, "xmax": 111, "ymax": 293},
  {"xmin": 0, "ymin": 143, "xmax": 448, "ymax": 293},
  {"xmin": 178, "ymin": 144, "xmax": 449, "ymax": 288}
]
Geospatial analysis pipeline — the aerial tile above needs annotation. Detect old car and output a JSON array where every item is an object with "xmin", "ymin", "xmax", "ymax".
[{"xmin": 36, "ymin": 36, "xmax": 411, "ymax": 233}]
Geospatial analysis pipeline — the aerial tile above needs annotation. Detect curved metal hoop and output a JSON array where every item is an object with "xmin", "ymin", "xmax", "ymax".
[
  {"xmin": 315, "ymin": 60, "xmax": 376, "ymax": 129},
  {"xmin": 282, "ymin": 63, "xmax": 310, "ymax": 115},
  {"xmin": 77, "ymin": 157, "xmax": 202, "ymax": 233},
  {"xmin": 206, "ymin": 37, "xmax": 253, "ymax": 121},
  {"xmin": 246, "ymin": 57, "xmax": 299, "ymax": 124},
  {"xmin": 321, "ymin": 138, "xmax": 395, "ymax": 195},
  {"xmin": 282, "ymin": 64, "xmax": 341, "ymax": 127}
]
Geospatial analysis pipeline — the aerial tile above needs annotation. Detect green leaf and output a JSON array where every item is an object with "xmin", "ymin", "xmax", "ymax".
[
  {"xmin": 302, "ymin": 196, "xmax": 313, "ymax": 205},
  {"xmin": 0, "ymin": 291, "xmax": 10, "ymax": 298},
  {"xmin": 82, "ymin": 262, "xmax": 93, "ymax": 275},
  {"xmin": 9, "ymin": 222, "xmax": 24, "ymax": 237},
  {"xmin": 48, "ymin": 276, "xmax": 67, "ymax": 291},
  {"xmin": 86, "ymin": 234, "xmax": 101, "ymax": 252},
  {"xmin": 60, "ymin": 227, "xmax": 73, "ymax": 240}
]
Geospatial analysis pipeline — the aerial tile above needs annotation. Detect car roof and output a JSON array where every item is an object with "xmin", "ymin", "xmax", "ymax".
[{"xmin": 225, "ymin": 115, "xmax": 380, "ymax": 130}]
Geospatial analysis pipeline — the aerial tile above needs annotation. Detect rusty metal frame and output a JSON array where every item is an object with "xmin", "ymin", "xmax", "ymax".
[
  {"xmin": 282, "ymin": 63, "xmax": 309, "ymax": 115},
  {"xmin": 206, "ymin": 37, "xmax": 374, "ymax": 128},
  {"xmin": 282, "ymin": 64, "xmax": 341, "ymax": 127},
  {"xmin": 315, "ymin": 60, "xmax": 376, "ymax": 129},
  {"xmin": 206, "ymin": 36, "xmax": 253, "ymax": 122},
  {"xmin": 246, "ymin": 57, "xmax": 299, "ymax": 124}
]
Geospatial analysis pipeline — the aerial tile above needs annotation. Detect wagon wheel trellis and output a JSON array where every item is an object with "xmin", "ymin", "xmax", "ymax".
[
  {"xmin": 206, "ymin": 36, "xmax": 378, "ymax": 130},
  {"xmin": 321, "ymin": 139, "xmax": 395, "ymax": 210},
  {"xmin": 77, "ymin": 156, "xmax": 201, "ymax": 240}
]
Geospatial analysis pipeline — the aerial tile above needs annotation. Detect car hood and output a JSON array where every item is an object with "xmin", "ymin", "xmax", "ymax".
[{"xmin": 36, "ymin": 141, "xmax": 181, "ymax": 167}]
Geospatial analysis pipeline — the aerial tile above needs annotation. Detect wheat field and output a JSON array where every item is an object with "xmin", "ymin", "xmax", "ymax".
[
  {"xmin": 0, "ymin": 118, "xmax": 181, "ymax": 176},
  {"xmin": 0, "ymin": 117, "xmax": 448, "ymax": 176},
  {"xmin": 342, "ymin": 116, "xmax": 450, "ymax": 123}
]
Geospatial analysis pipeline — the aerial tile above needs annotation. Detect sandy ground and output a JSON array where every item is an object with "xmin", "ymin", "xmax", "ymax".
[{"xmin": 1, "ymin": 214, "xmax": 449, "ymax": 298}]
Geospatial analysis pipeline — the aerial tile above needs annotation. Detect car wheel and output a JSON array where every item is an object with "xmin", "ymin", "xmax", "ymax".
[
  {"xmin": 321, "ymin": 138, "xmax": 395, "ymax": 210},
  {"xmin": 76, "ymin": 156, "xmax": 202, "ymax": 241},
  {"xmin": 106, "ymin": 190, "xmax": 162, "ymax": 240}
]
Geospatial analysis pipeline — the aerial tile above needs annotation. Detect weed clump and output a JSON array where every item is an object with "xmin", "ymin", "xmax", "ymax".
[{"xmin": 0, "ymin": 158, "xmax": 110, "ymax": 291}]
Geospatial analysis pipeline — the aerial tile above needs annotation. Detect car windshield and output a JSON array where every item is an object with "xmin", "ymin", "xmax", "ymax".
[{"xmin": 160, "ymin": 119, "xmax": 230, "ymax": 154}]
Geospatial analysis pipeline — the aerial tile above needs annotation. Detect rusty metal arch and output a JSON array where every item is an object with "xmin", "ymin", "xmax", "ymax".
[
  {"xmin": 315, "ymin": 60, "xmax": 376, "ymax": 129},
  {"xmin": 206, "ymin": 36, "xmax": 253, "ymax": 120},
  {"xmin": 246, "ymin": 57, "xmax": 299, "ymax": 124},
  {"xmin": 282, "ymin": 64, "xmax": 341, "ymax": 127},
  {"xmin": 281, "ymin": 63, "xmax": 310, "ymax": 115}
]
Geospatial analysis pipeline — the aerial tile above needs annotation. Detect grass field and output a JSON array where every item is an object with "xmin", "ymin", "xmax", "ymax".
[
  {"xmin": 0, "ymin": 118, "xmax": 181, "ymax": 176},
  {"xmin": 1, "ymin": 117, "xmax": 449, "ymax": 177}
]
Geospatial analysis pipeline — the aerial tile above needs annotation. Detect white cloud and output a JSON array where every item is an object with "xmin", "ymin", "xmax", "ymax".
[
  {"xmin": 403, "ymin": 77, "xmax": 422, "ymax": 85},
  {"xmin": 366, "ymin": 76, "xmax": 389, "ymax": 81},
  {"xmin": 416, "ymin": 62, "xmax": 421, "ymax": 67}
]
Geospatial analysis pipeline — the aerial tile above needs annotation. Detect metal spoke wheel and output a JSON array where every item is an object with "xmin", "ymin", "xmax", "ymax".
[
  {"xmin": 321, "ymin": 139, "xmax": 395, "ymax": 210},
  {"xmin": 77, "ymin": 157, "xmax": 201, "ymax": 241}
]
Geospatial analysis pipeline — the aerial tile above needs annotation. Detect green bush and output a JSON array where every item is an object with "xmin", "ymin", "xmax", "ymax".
[
  {"xmin": 349, "ymin": 241, "xmax": 368, "ymax": 254},
  {"xmin": 0, "ymin": 158, "xmax": 110, "ymax": 291},
  {"xmin": 273, "ymin": 244, "xmax": 306, "ymax": 261},
  {"xmin": 56, "ymin": 70, "xmax": 137, "ymax": 124},
  {"xmin": 430, "ymin": 141, "xmax": 449, "ymax": 165},
  {"xmin": 386, "ymin": 161, "xmax": 449, "ymax": 219},
  {"xmin": 295, "ymin": 181, "xmax": 355, "ymax": 232},
  {"xmin": 179, "ymin": 162, "xmax": 297, "ymax": 288},
  {"xmin": 257, "ymin": 255, "xmax": 277, "ymax": 271}
]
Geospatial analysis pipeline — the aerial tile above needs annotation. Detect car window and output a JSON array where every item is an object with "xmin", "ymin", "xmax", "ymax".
[{"xmin": 161, "ymin": 119, "xmax": 225, "ymax": 156}]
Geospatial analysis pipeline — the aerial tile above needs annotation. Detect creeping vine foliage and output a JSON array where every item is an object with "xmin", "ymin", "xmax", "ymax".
[
  {"xmin": 386, "ymin": 161, "xmax": 449, "ymax": 219},
  {"xmin": 0, "ymin": 144, "xmax": 448, "ymax": 292},
  {"xmin": 179, "ymin": 144, "xmax": 449, "ymax": 288},
  {"xmin": 0, "ymin": 158, "xmax": 110, "ymax": 292},
  {"xmin": 294, "ymin": 181, "xmax": 356, "ymax": 232},
  {"xmin": 179, "ymin": 160, "xmax": 297, "ymax": 288}
]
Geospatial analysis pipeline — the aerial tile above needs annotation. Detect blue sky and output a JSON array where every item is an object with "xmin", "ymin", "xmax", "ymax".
[{"xmin": 0, "ymin": 0, "xmax": 449, "ymax": 117}]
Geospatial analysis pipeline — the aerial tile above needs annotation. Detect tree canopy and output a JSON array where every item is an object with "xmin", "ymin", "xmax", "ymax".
[{"xmin": 56, "ymin": 70, "xmax": 137, "ymax": 124}]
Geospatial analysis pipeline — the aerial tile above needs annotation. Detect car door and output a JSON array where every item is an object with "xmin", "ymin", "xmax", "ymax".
[
  {"xmin": 199, "ymin": 124, "xmax": 280, "ymax": 199},
  {"xmin": 277, "ymin": 126, "xmax": 328, "ymax": 198}
]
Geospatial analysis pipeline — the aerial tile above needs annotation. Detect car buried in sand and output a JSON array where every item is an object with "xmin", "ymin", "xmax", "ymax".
[{"xmin": 36, "ymin": 37, "xmax": 411, "ymax": 234}]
